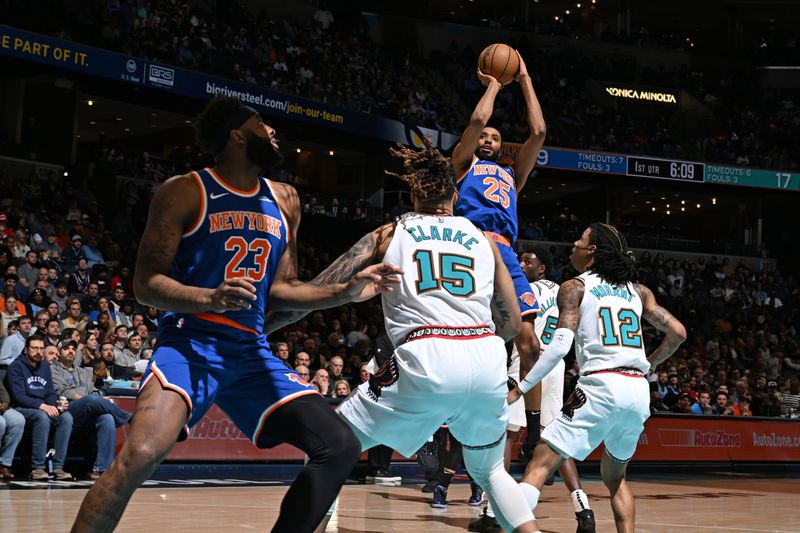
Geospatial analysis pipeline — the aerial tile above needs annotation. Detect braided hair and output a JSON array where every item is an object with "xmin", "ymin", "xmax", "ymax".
[
  {"xmin": 385, "ymin": 144, "xmax": 455, "ymax": 202},
  {"xmin": 588, "ymin": 222, "xmax": 636, "ymax": 285}
]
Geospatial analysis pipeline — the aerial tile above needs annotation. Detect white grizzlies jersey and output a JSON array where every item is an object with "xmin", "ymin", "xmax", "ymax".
[
  {"xmin": 575, "ymin": 272, "xmax": 649, "ymax": 374},
  {"xmin": 531, "ymin": 279, "xmax": 560, "ymax": 345},
  {"xmin": 382, "ymin": 213, "xmax": 496, "ymax": 347}
]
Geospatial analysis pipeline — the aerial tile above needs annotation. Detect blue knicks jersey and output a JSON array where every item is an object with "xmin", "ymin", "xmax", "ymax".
[
  {"xmin": 454, "ymin": 159, "xmax": 518, "ymax": 243},
  {"xmin": 168, "ymin": 167, "xmax": 288, "ymax": 334}
]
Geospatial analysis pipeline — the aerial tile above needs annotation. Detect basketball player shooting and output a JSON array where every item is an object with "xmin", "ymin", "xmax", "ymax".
[
  {"xmin": 508, "ymin": 224, "xmax": 687, "ymax": 533},
  {"xmin": 71, "ymin": 96, "xmax": 401, "ymax": 533},
  {"xmin": 451, "ymin": 48, "xmax": 548, "ymax": 455}
]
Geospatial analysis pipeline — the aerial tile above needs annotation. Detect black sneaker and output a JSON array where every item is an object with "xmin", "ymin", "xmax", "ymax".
[
  {"xmin": 467, "ymin": 481, "xmax": 484, "ymax": 506},
  {"xmin": 415, "ymin": 440, "xmax": 439, "ymax": 472},
  {"xmin": 421, "ymin": 478, "xmax": 437, "ymax": 493},
  {"xmin": 430, "ymin": 484, "xmax": 448, "ymax": 508},
  {"xmin": 576, "ymin": 509, "xmax": 596, "ymax": 533},
  {"xmin": 468, "ymin": 509, "xmax": 501, "ymax": 532}
]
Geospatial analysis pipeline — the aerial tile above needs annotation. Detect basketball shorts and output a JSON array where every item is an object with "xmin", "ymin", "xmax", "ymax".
[
  {"xmin": 497, "ymin": 241, "xmax": 539, "ymax": 317},
  {"xmin": 141, "ymin": 315, "xmax": 318, "ymax": 446},
  {"xmin": 541, "ymin": 372, "xmax": 650, "ymax": 462},
  {"xmin": 338, "ymin": 332, "xmax": 509, "ymax": 457},
  {"xmin": 540, "ymin": 358, "xmax": 566, "ymax": 427},
  {"xmin": 506, "ymin": 350, "xmax": 526, "ymax": 432}
]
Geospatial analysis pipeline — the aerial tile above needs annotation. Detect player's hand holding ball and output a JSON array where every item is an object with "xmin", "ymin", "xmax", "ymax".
[
  {"xmin": 477, "ymin": 43, "xmax": 520, "ymax": 86},
  {"xmin": 515, "ymin": 50, "xmax": 530, "ymax": 83}
]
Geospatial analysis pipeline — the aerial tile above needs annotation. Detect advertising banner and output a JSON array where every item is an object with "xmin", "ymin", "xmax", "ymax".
[{"xmin": 113, "ymin": 398, "xmax": 799, "ymax": 463}]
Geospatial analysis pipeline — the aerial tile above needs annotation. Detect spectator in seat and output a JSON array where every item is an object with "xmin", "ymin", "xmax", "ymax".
[
  {"xmin": 671, "ymin": 393, "xmax": 694, "ymax": 414},
  {"xmin": 51, "ymin": 280, "xmax": 69, "ymax": 313},
  {"xmin": 5, "ymin": 335, "xmax": 73, "ymax": 480},
  {"xmin": 333, "ymin": 379, "xmax": 351, "ymax": 398},
  {"xmin": 62, "ymin": 298, "xmax": 85, "ymax": 329},
  {"xmin": 61, "ymin": 235, "xmax": 87, "ymax": 273},
  {"xmin": 42, "ymin": 318, "xmax": 61, "ymax": 349},
  {"xmin": 295, "ymin": 365, "xmax": 311, "ymax": 383},
  {"xmin": 731, "ymin": 396, "xmax": 752, "ymax": 416},
  {"xmin": 691, "ymin": 391, "xmax": 713, "ymax": 415},
  {"xmin": 712, "ymin": 391, "xmax": 732, "ymax": 415},
  {"xmin": 26, "ymin": 289, "xmax": 49, "ymax": 319},
  {"xmin": 0, "ymin": 316, "xmax": 33, "ymax": 381},
  {"xmin": 81, "ymin": 283, "xmax": 101, "ymax": 314},
  {"xmin": 1, "ymin": 295, "xmax": 23, "ymax": 324},
  {"xmin": 328, "ymin": 355, "xmax": 345, "ymax": 383},
  {"xmin": 17, "ymin": 250, "xmax": 40, "ymax": 291},
  {"xmin": 51, "ymin": 338, "xmax": 131, "ymax": 479},
  {"xmin": 0, "ymin": 380, "xmax": 24, "ymax": 479},
  {"xmin": 68, "ymin": 259, "xmax": 93, "ymax": 295},
  {"xmin": 312, "ymin": 368, "xmax": 331, "ymax": 396},
  {"xmin": 273, "ymin": 342, "xmax": 290, "ymax": 364}
]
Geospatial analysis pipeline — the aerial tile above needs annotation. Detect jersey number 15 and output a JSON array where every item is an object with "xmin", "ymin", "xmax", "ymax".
[{"xmin": 413, "ymin": 250, "xmax": 475, "ymax": 297}]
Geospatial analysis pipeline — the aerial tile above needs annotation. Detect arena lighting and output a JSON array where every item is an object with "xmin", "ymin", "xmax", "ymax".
[
  {"xmin": 115, "ymin": 117, "xmax": 122, "ymax": 121},
  {"xmin": 681, "ymin": 207, "xmax": 685, "ymax": 212},
  {"xmin": 681, "ymin": 200, "xmax": 686, "ymax": 205},
  {"xmin": 63, "ymin": 171, "xmax": 68, "ymax": 177},
  {"xmin": 329, "ymin": 150, "xmax": 335, "ymax": 156},
  {"xmin": 554, "ymin": 15, "xmax": 559, "ymax": 20},
  {"xmin": 666, "ymin": 204, "xmax": 670, "ymax": 208},
  {"xmin": 87, "ymin": 99, "xmax": 94, "ymax": 106},
  {"xmin": 696, "ymin": 203, "xmax": 701, "ymax": 208},
  {"xmin": 296, "ymin": 148, "xmax": 301, "ymax": 153},
  {"xmin": 577, "ymin": 3, "xmax": 581, "ymax": 7},
  {"xmin": 651, "ymin": 207, "xmax": 656, "ymax": 212},
  {"xmin": 565, "ymin": 9, "xmax": 570, "ymax": 14},
  {"xmin": 666, "ymin": 210, "xmax": 671, "ymax": 215},
  {"xmin": 712, "ymin": 197, "xmax": 717, "ymax": 205}
]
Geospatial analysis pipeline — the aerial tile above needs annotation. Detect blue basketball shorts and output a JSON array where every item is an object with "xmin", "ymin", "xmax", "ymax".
[
  {"xmin": 496, "ymin": 241, "xmax": 539, "ymax": 317},
  {"xmin": 140, "ymin": 315, "xmax": 318, "ymax": 447}
]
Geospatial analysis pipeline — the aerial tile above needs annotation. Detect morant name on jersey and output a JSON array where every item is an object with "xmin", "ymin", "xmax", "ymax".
[{"xmin": 587, "ymin": 283, "xmax": 635, "ymax": 302}]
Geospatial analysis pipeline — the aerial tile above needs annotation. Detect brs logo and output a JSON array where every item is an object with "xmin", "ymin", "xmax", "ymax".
[
  {"xmin": 519, "ymin": 292, "xmax": 538, "ymax": 308},
  {"xmin": 148, "ymin": 64, "xmax": 175, "ymax": 87},
  {"xmin": 285, "ymin": 373, "xmax": 310, "ymax": 387}
]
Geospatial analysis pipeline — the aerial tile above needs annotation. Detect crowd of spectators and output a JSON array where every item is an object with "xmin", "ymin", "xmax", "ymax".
[{"xmin": 6, "ymin": 0, "xmax": 797, "ymax": 171}]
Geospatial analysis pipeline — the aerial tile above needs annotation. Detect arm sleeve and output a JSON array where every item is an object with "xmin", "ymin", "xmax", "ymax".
[{"xmin": 518, "ymin": 328, "xmax": 574, "ymax": 394}]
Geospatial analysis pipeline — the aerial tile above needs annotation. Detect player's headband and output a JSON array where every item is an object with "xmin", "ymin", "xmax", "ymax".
[{"xmin": 214, "ymin": 105, "xmax": 260, "ymax": 152}]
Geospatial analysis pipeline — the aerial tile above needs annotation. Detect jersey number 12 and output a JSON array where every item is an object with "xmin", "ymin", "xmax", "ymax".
[{"xmin": 598, "ymin": 307, "xmax": 642, "ymax": 348}]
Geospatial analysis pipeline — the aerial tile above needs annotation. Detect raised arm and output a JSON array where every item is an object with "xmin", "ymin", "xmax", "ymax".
[
  {"xmin": 133, "ymin": 175, "xmax": 258, "ymax": 313},
  {"xmin": 268, "ymin": 184, "xmax": 399, "ymax": 312},
  {"xmin": 488, "ymin": 239, "xmax": 521, "ymax": 341},
  {"xmin": 451, "ymin": 71, "xmax": 503, "ymax": 177},
  {"xmin": 636, "ymin": 283, "xmax": 687, "ymax": 369},
  {"xmin": 510, "ymin": 53, "xmax": 546, "ymax": 193},
  {"xmin": 264, "ymin": 222, "xmax": 395, "ymax": 334},
  {"xmin": 513, "ymin": 278, "xmax": 583, "ymax": 400}
]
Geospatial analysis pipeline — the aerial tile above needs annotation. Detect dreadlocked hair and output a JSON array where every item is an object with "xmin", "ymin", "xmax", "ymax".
[
  {"xmin": 385, "ymin": 144, "xmax": 455, "ymax": 202},
  {"xmin": 588, "ymin": 222, "xmax": 636, "ymax": 286}
]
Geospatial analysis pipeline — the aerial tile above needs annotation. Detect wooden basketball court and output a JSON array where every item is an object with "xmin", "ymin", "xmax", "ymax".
[{"xmin": 2, "ymin": 475, "xmax": 798, "ymax": 532}]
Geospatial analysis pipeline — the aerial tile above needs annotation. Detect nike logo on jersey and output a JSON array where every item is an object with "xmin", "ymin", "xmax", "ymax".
[
  {"xmin": 210, "ymin": 192, "xmax": 229, "ymax": 200},
  {"xmin": 258, "ymin": 196, "xmax": 274, "ymax": 203}
]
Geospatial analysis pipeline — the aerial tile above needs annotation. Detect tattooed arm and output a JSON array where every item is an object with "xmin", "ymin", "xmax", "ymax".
[
  {"xmin": 488, "ymin": 239, "xmax": 521, "ymax": 341},
  {"xmin": 636, "ymin": 283, "xmax": 687, "ymax": 369},
  {"xmin": 133, "ymin": 174, "xmax": 258, "ymax": 313},
  {"xmin": 512, "ymin": 279, "xmax": 582, "ymax": 400},
  {"xmin": 265, "ymin": 220, "xmax": 396, "ymax": 333}
]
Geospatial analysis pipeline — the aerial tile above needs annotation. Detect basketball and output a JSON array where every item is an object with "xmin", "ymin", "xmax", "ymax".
[{"xmin": 477, "ymin": 43, "xmax": 520, "ymax": 85}]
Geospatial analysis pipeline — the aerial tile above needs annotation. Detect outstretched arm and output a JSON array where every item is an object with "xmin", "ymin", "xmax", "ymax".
[
  {"xmin": 512, "ymin": 278, "xmax": 582, "ymax": 400},
  {"xmin": 267, "ymin": 196, "xmax": 397, "ymax": 323},
  {"xmin": 636, "ymin": 283, "xmax": 687, "ymax": 369},
  {"xmin": 451, "ymin": 71, "xmax": 503, "ymax": 177},
  {"xmin": 488, "ymin": 239, "xmax": 521, "ymax": 341},
  {"xmin": 510, "ymin": 52, "xmax": 546, "ymax": 193}
]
